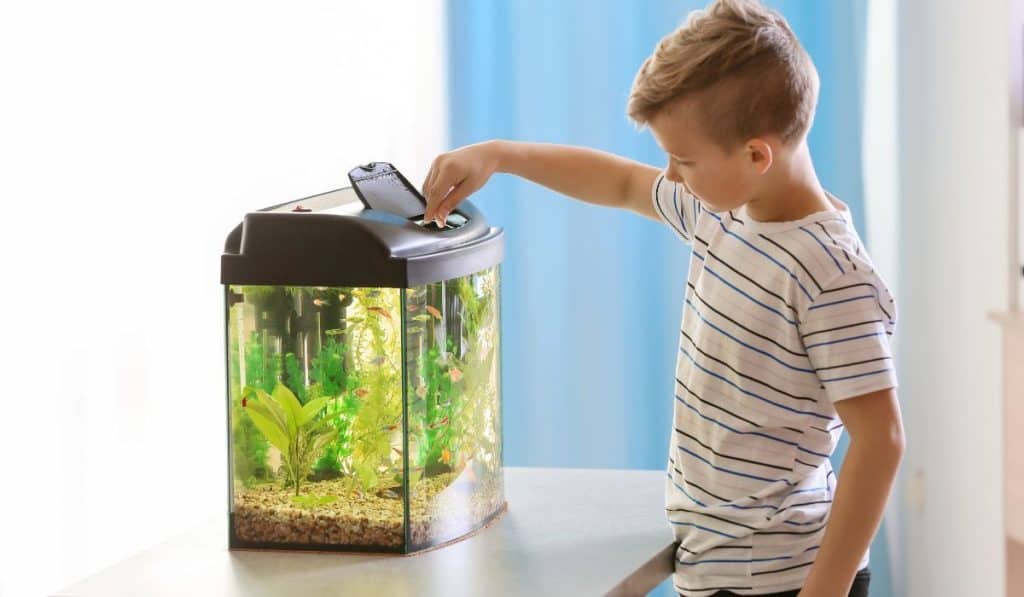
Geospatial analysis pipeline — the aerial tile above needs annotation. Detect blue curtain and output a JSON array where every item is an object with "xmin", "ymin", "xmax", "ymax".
[{"xmin": 446, "ymin": 2, "xmax": 890, "ymax": 595}]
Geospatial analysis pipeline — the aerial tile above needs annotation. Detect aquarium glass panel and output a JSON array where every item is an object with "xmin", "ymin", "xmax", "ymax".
[
  {"xmin": 405, "ymin": 266, "xmax": 505, "ymax": 550},
  {"xmin": 227, "ymin": 285, "xmax": 406, "ymax": 551}
]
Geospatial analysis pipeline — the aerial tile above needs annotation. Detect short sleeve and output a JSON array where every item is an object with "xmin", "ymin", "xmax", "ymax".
[
  {"xmin": 651, "ymin": 172, "xmax": 699, "ymax": 245},
  {"xmin": 797, "ymin": 270, "xmax": 898, "ymax": 403}
]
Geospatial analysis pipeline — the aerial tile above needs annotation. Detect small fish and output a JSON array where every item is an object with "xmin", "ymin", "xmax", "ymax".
[
  {"xmin": 441, "ymin": 448, "xmax": 451, "ymax": 464},
  {"xmin": 241, "ymin": 396, "xmax": 247, "ymax": 407},
  {"xmin": 376, "ymin": 486, "xmax": 402, "ymax": 500},
  {"xmin": 411, "ymin": 314, "xmax": 432, "ymax": 322},
  {"xmin": 407, "ymin": 304, "xmax": 418, "ymax": 312},
  {"xmin": 392, "ymin": 446, "xmax": 403, "ymax": 456},
  {"xmin": 337, "ymin": 293, "xmax": 347, "ymax": 302},
  {"xmin": 315, "ymin": 286, "xmax": 328, "ymax": 291},
  {"xmin": 415, "ymin": 385, "xmax": 428, "ymax": 398},
  {"xmin": 354, "ymin": 387, "xmax": 370, "ymax": 398},
  {"xmin": 448, "ymin": 367, "xmax": 463, "ymax": 383},
  {"xmin": 369, "ymin": 355, "xmax": 386, "ymax": 366},
  {"xmin": 427, "ymin": 416, "xmax": 450, "ymax": 429},
  {"xmin": 325, "ymin": 328, "xmax": 344, "ymax": 336},
  {"xmin": 382, "ymin": 423, "xmax": 399, "ymax": 432},
  {"xmin": 425, "ymin": 305, "xmax": 442, "ymax": 320},
  {"xmin": 313, "ymin": 298, "xmax": 329, "ymax": 307},
  {"xmin": 367, "ymin": 306, "xmax": 392, "ymax": 320}
]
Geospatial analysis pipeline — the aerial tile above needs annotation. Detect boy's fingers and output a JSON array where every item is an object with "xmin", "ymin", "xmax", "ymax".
[
  {"xmin": 425, "ymin": 166, "xmax": 456, "ymax": 219},
  {"xmin": 425, "ymin": 179, "xmax": 451, "ymax": 220},
  {"xmin": 422, "ymin": 163, "xmax": 439, "ymax": 200},
  {"xmin": 435, "ymin": 178, "xmax": 479, "ymax": 223},
  {"xmin": 422, "ymin": 170, "xmax": 439, "ymax": 217}
]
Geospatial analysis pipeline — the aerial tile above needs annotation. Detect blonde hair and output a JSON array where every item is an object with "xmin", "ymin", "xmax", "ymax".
[{"xmin": 627, "ymin": 0, "xmax": 819, "ymax": 149}]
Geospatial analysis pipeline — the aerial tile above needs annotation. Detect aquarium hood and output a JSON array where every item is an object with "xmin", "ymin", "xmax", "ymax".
[{"xmin": 221, "ymin": 162, "xmax": 504, "ymax": 288}]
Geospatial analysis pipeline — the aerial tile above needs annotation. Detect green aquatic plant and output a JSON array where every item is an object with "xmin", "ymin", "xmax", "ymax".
[
  {"xmin": 310, "ymin": 336, "xmax": 356, "ymax": 479},
  {"xmin": 284, "ymin": 352, "xmax": 308, "ymax": 404},
  {"xmin": 231, "ymin": 328, "xmax": 282, "ymax": 485},
  {"xmin": 313, "ymin": 337, "xmax": 347, "ymax": 398},
  {"xmin": 242, "ymin": 383, "xmax": 337, "ymax": 496},
  {"xmin": 244, "ymin": 330, "xmax": 282, "ymax": 394},
  {"xmin": 339, "ymin": 289, "xmax": 402, "ymax": 494},
  {"xmin": 232, "ymin": 408, "xmax": 271, "ymax": 485},
  {"xmin": 406, "ymin": 268, "xmax": 501, "ymax": 480}
]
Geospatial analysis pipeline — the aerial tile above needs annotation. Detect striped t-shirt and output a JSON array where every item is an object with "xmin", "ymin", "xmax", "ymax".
[{"xmin": 651, "ymin": 173, "xmax": 898, "ymax": 596}]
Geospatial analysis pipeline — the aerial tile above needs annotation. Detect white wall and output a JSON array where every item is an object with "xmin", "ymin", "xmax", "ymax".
[
  {"xmin": 897, "ymin": 1, "xmax": 1012, "ymax": 595},
  {"xmin": 0, "ymin": 2, "xmax": 447, "ymax": 595}
]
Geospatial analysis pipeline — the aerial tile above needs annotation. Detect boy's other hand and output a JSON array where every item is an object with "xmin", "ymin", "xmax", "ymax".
[{"xmin": 422, "ymin": 140, "xmax": 502, "ymax": 227}]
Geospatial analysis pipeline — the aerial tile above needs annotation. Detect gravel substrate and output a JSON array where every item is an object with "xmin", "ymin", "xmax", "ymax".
[{"xmin": 232, "ymin": 471, "xmax": 505, "ymax": 551}]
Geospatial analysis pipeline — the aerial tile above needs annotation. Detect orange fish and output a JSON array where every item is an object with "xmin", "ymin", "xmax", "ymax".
[
  {"xmin": 368, "ymin": 306, "xmax": 392, "ymax": 320},
  {"xmin": 415, "ymin": 385, "xmax": 427, "ymax": 398},
  {"xmin": 354, "ymin": 387, "xmax": 370, "ymax": 398},
  {"xmin": 428, "ymin": 416, "xmax": 450, "ymax": 429},
  {"xmin": 448, "ymin": 367, "xmax": 463, "ymax": 383},
  {"xmin": 337, "ymin": 293, "xmax": 347, "ymax": 302},
  {"xmin": 441, "ymin": 448, "xmax": 451, "ymax": 464},
  {"xmin": 425, "ymin": 305, "xmax": 442, "ymax": 320},
  {"xmin": 313, "ymin": 298, "xmax": 329, "ymax": 307},
  {"xmin": 407, "ymin": 304, "xmax": 418, "ymax": 312},
  {"xmin": 241, "ymin": 396, "xmax": 247, "ymax": 407}
]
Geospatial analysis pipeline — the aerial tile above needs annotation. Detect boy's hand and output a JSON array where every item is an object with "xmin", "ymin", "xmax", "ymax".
[{"xmin": 422, "ymin": 140, "xmax": 502, "ymax": 227}]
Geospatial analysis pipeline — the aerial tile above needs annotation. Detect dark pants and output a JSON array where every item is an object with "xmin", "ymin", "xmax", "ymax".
[{"xmin": 680, "ymin": 566, "xmax": 871, "ymax": 597}]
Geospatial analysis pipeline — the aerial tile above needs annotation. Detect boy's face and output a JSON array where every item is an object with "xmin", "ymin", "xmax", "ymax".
[{"xmin": 648, "ymin": 96, "xmax": 768, "ymax": 213}]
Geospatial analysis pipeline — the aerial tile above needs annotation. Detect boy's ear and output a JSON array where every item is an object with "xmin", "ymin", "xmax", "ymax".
[{"xmin": 746, "ymin": 139, "xmax": 773, "ymax": 175}]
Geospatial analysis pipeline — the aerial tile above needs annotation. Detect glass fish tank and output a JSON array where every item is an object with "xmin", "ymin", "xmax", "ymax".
[{"xmin": 220, "ymin": 163, "xmax": 506, "ymax": 553}]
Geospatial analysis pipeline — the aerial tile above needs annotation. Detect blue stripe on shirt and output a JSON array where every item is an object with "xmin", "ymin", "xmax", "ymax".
[
  {"xmin": 674, "ymin": 394, "xmax": 799, "ymax": 449},
  {"xmin": 800, "ymin": 226, "xmax": 844, "ymax": 274},
  {"xmin": 704, "ymin": 211, "xmax": 814, "ymax": 300},
  {"xmin": 678, "ymin": 546, "xmax": 820, "ymax": 565},
  {"xmin": 820, "ymin": 368, "xmax": 893, "ymax": 384},
  {"xmin": 677, "ymin": 445, "xmax": 795, "ymax": 486},
  {"xmin": 679, "ymin": 345, "xmax": 832, "ymax": 421},
  {"xmin": 673, "ymin": 183, "xmax": 688, "ymax": 235},
  {"xmin": 804, "ymin": 331, "xmax": 886, "ymax": 350},
  {"xmin": 695, "ymin": 255, "xmax": 798, "ymax": 325},
  {"xmin": 685, "ymin": 299, "xmax": 816, "ymax": 374}
]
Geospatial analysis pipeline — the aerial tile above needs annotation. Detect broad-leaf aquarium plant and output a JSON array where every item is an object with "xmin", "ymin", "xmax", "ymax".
[{"xmin": 240, "ymin": 383, "xmax": 336, "ymax": 496}]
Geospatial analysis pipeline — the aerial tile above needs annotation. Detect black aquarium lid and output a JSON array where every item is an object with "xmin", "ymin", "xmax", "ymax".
[{"xmin": 220, "ymin": 163, "xmax": 504, "ymax": 288}]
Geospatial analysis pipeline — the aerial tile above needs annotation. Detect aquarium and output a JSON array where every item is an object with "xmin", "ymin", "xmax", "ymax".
[{"xmin": 220, "ymin": 163, "xmax": 506, "ymax": 553}]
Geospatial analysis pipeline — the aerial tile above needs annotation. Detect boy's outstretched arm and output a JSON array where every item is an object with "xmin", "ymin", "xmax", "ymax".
[
  {"xmin": 798, "ymin": 388, "xmax": 905, "ymax": 597},
  {"xmin": 422, "ymin": 139, "xmax": 663, "ymax": 226}
]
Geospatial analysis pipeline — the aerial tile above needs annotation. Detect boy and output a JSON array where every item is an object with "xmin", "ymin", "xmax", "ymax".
[{"xmin": 421, "ymin": 0, "xmax": 904, "ymax": 595}]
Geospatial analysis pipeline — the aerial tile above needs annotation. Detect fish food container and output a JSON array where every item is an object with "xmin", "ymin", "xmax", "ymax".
[{"xmin": 220, "ymin": 163, "xmax": 506, "ymax": 553}]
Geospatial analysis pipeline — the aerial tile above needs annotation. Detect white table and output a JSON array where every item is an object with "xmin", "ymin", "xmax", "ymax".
[{"xmin": 56, "ymin": 467, "xmax": 677, "ymax": 597}]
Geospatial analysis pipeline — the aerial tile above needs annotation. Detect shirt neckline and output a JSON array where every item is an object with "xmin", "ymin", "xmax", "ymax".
[{"xmin": 732, "ymin": 192, "xmax": 850, "ymax": 233}]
